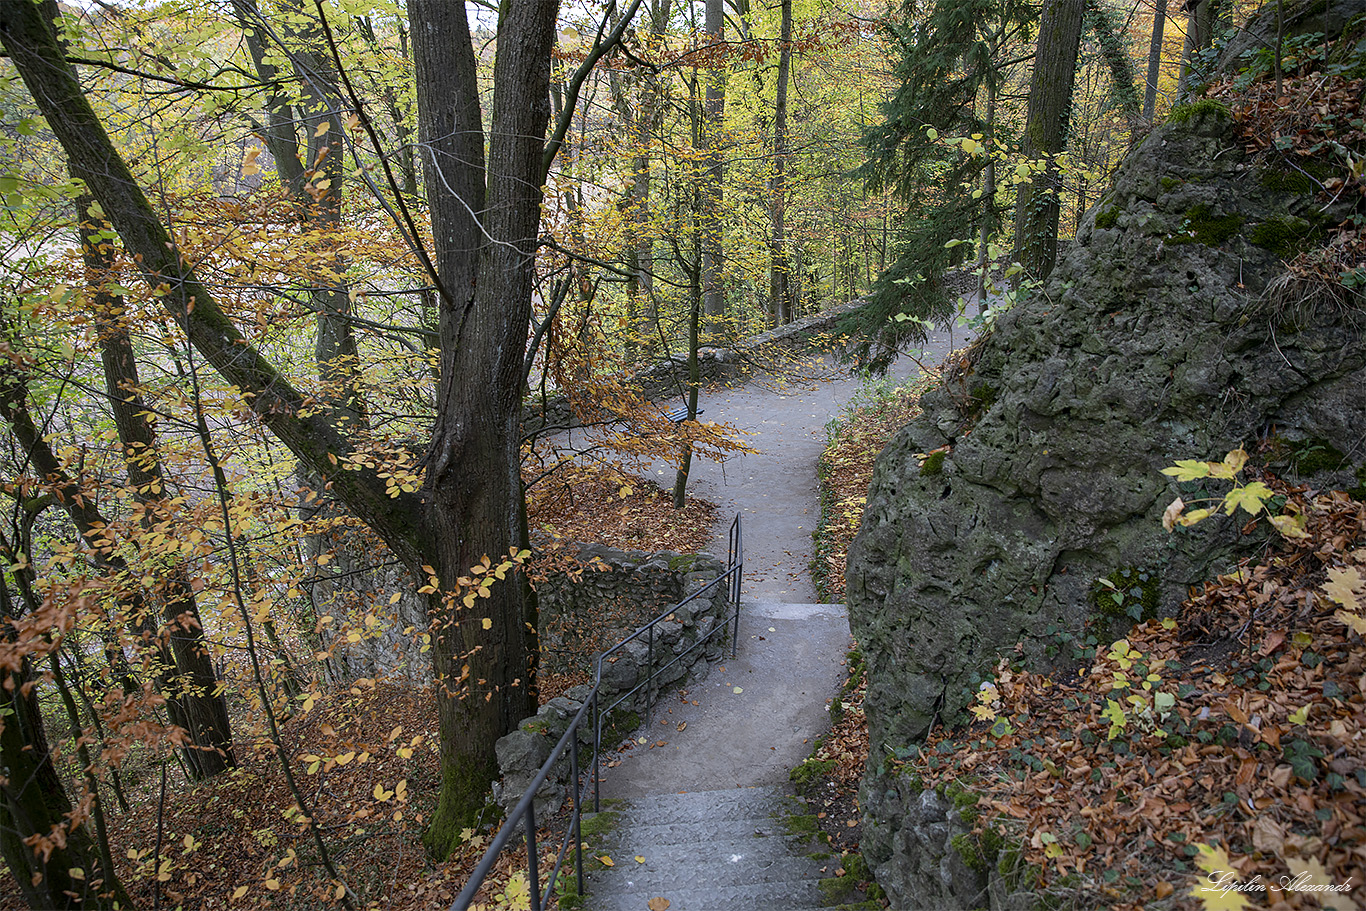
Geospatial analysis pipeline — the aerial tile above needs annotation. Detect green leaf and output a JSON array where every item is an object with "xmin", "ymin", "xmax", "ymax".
[
  {"xmin": 1102, "ymin": 699, "xmax": 1127, "ymax": 740},
  {"xmin": 1224, "ymin": 481, "xmax": 1274, "ymax": 515}
]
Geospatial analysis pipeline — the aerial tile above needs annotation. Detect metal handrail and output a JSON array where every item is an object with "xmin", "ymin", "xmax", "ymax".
[{"xmin": 449, "ymin": 515, "xmax": 743, "ymax": 911}]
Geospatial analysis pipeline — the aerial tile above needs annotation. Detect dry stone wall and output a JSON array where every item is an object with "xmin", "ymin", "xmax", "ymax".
[{"xmin": 495, "ymin": 545, "xmax": 734, "ymax": 818}]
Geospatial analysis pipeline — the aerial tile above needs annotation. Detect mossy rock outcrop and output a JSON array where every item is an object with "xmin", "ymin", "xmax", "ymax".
[{"xmin": 847, "ymin": 100, "xmax": 1366, "ymax": 772}]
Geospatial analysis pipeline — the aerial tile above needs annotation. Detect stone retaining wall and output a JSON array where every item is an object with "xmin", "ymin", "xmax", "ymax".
[
  {"xmin": 861, "ymin": 771, "xmax": 1034, "ymax": 911},
  {"xmin": 495, "ymin": 544, "xmax": 734, "ymax": 817}
]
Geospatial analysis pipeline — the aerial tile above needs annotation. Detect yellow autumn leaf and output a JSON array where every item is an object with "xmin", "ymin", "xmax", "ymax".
[
  {"xmin": 1194, "ymin": 843, "xmax": 1235, "ymax": 875},
  {"xmin": 1335, "ymin": 609, "xmax": 1366, "ymax": 635},
  {"xmin": 1223, "ymin": 447, "xmax": 1248, "ymax": 474},
  {"xmin": 314, "ymin": 121, "xmax": 330, "ymax": 137},
  {"xmin": 1284, "ymin": 857, "xmax": 1353, "ymax": 911},
  {"xmin": 1162, "ymin": 459, "xmax": 1213, "ymax": 481},
  {"xmin": 1224, "ymin": 481, "xmax": 1274, "ymax": 515},
  {"xmin": 1323, "ymin": 567, "xmax": 1363, "ymax": 608},
  {"xmin": 482, "ymin": 617, "xmax": 492, "ymax": 630},
  {"xmin": 598, "ymin": 855, "xmax": 614, "ymax": 866},
  {"xmin": 1269, "ymin": 513, "xmax": 1310, "ymax": 538},
  {"xmin": 232, "ymin": 886, "xmax": 248, "ymax": 899}
]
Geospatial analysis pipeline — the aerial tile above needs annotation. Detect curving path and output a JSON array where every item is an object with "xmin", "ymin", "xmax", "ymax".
[
  {"xmin": 580, "ymin": 329, "xmax": 967, "ymax": 910},
  {"xmin": 595, "ymin": 327, "xmax": 966, "ymax": 798}
]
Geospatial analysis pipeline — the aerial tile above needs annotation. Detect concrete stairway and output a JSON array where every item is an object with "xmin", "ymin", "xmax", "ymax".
[{"xmin": 581, "ymin": 785, "xmax": 869, "ymax": 911}]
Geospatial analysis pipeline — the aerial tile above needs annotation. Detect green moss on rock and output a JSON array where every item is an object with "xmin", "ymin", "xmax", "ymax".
[
  {"xmin": 790, "ymin": 757, "xmax": 837, "ymax": 793},
  {"xmin": 1259, "ymin": 168, "xmax": 1314, "ymax": 194},
  {"xmin": 1350, "ymin": 465, "xmax": 1366, "ymax": 500},
  {"xmin": 1183, "ymin": 203, "xmax": 1245, "ymax": 246},
  {"xmin": 1093, "ymin": 566, "xmax": 1159, "ymax": 624},
  {"xmin": 1289, "ymin": 438, "xmax": 1348, "ymax": 474},
  {"xmin": 1094, "ymin": 206, "xmax": 1120, "ymax": 229},
  {"xmin": 920, "ymin": 449, "xmax": 947, "ymax": 477},
  {"xmin": 1250, "ymin": 215, "xmax": 1318, "ymax": 258},
  {"xmin": 1167, "ymin": 99, "xmax": 1232, "ymax": 125},
  {"xmin": 950, "ymin": 833, "xmax": 989, "ymax": 874}
]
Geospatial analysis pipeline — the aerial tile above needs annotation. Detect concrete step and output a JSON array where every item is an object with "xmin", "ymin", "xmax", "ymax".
[
  {"xmin": 582, "ymin": 786, "xmax": 847, "ymax": 911},
  {"xmin": 582, "ymin": 877, "xmax": 829, "ymax": 911},
  {"xmin": 593, "ymin": 785, "xmax": 809, "ymax": 827},
  {"xmin": 585, "ymin": 836, "xmax": 826, "ymax": 893},
  {"xmin": 597, "ymin": 812, "xmax": 798, "ymax": 849}
]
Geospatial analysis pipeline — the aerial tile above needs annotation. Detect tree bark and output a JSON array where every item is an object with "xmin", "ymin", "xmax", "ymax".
[
  {"xmin": 700, "ymin": 0, "xmax": 726, "ymax": 337},
  {"xmin": 84, "ymin": 199, "xmax": 238, "ymax": 779},
  {"xmin": 1012, "ymin": 0, "xmax": 1085, "ymax": 283},
  {"xmin": 0, "ymin": 534, "xmax": 135, "ymax": 909},
  {"xmin": 768, "ymin": 0, "xmax": 793, "ymax": 326},
  {"xmin": 611, "ymin": 0, "xmax": 670, "ymax": 365},
  {"xmin": 1144, "ymin": 0, "xmax": 1168, "ymax": 119},
  {"xmin": 1178, "ymin": 0, "xmax": 1221, "ymax": 97},
  {"xmin": 408, "ymin": 0, "xmax": 558, "ymax": 857}
]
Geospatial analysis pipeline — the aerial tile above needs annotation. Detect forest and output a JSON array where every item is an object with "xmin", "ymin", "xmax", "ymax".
[{"xmin": 1, "ymin": 0, "xmax": 1360, "ymax": 909}]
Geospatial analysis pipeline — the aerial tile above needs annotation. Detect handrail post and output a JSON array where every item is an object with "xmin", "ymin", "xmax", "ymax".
[
  {"xmin": 571, "ymin": 734, "xmax": 584, "ymax": 896},
  {"xmin": 447, "ymin": 516, "xmax": 743, "ymax": 911},
  {"xmin": 592, "ymin": 687, "xmax": 601, "ymax": 813},
  {"xmin": 527, "ymin": 800, "xmax": 541, "ymax": 911}
]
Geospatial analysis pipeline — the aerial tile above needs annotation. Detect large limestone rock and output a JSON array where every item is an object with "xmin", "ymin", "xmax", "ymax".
[{"xmin": 847, "ymin": 102, "xmax": 1366, "ymax": 764}]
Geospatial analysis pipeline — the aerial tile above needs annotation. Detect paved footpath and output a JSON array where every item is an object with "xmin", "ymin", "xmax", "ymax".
[{"xmin": 594, "ymin": 327, "xmax": 966, "ymax": 798}]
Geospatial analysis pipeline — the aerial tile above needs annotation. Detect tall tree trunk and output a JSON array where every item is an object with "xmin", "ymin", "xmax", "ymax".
[
  {"xmin": 1013, "ymin": 0, "xmax": 1085, "ymax": 283},
  {"xmin": 0, "ymin": 659, "xmax": 134, "ymax": 909},
  {"xmin": 1144, "ymin": 0, "xmax": 1168, "ymax": 118},
  {"xmin": 673, "ymin": 232, "xmax": 703, "ymax": 507},
  {"xmin": 0, "ymin": 547, "xmax": 135, "ymax": 909},
  {"xmin": 768, "ymin": 0, "xmax": 793, "ymax": 326},
  {"xmin": 1087, "ymin": 0, "xmax": 1140, "ymax": 119},
  {"xmin": 233, "ymin": 0, "xmax": 307, "ymax": 191},
  {"xmin": 83, "ymin": 199, "xmax": 238, "ymax": 779},
  {"xmin": 613, "ymin": 0, "xmax": 670, "ymax": 366},
  {"xmin": 700, "ymin": 0, "xmax": 726, "ymax": 337},
  {"xmin": 1177, "ymin": 0, "xmax": 1220, "ymax": 97},
  {"xmin": 409, "ymin": 0, "xmax": 557, "ymax": 858},
  {"xmin": 977, "ymin": 78, "xmax": 998, "ymax": 309}
]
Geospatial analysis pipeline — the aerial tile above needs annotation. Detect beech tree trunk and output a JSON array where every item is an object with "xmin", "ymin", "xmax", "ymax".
[
  {"xmin": 84, "ymin": 200, "xmax": 238, "ymax": 780},
  {"xmin": 408, "ymin": 0, "xmax": 557, "ymax": 857},
  {"xmin": 700, "ymin": 0, "xmax": 726, "ymax": 337},
  {"xmin": 1144, "ymin": 0, "xmax": 1168, "ymax": 119},
  {"xmin": 1012, "ymin": 0, "xmax": 1085, "ymax": 283},
  {"xmin": 768, "ymin": 0, "xmax": 793, "ymax": 326}
]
